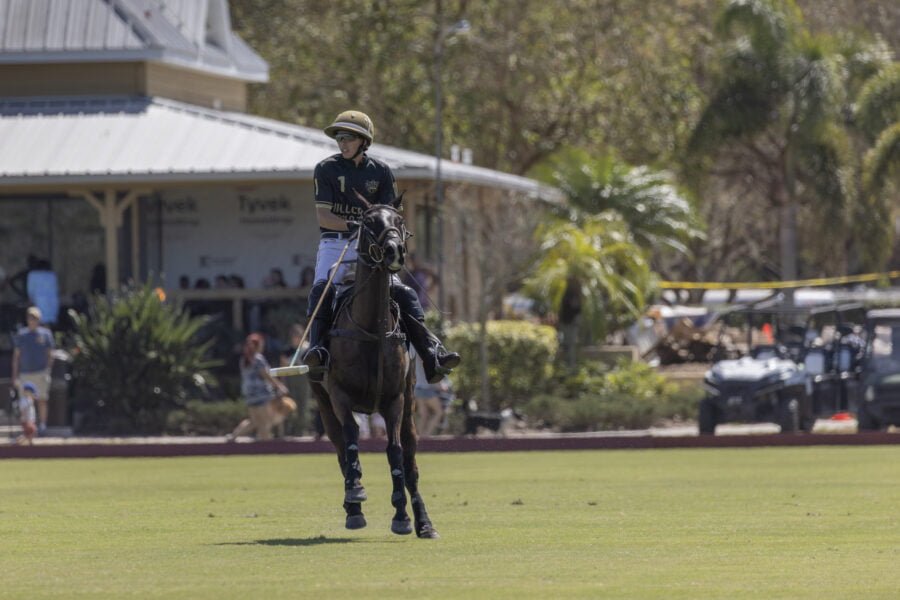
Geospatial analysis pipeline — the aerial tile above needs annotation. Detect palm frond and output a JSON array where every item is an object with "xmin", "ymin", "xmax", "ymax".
[
  {"xmin": 855, "ymin": 64, "xmax": 900, "ymax": 143},
  {"xmin": 862, "ymin": 122, "xmax": 900, "ymax": 195}
]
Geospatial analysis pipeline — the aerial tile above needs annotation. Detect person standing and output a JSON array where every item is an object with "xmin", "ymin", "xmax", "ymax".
[
  {"xmin": 12, "ymin": 306, "xmax": 54, "ymax": 435},
  {"xmin": 232, "ymin": 333, "xmax": 287, "ymax": 441},
  {"xmin": 302, "ymin": 109, "xmax": 460, "ymax": 383},
  {"xmin": 414, "ymin": 356, "xmax": 450, "ymax": 437}
]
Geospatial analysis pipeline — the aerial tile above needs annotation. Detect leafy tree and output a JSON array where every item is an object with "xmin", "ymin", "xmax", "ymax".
[
  {"xmin": 687, "ymin": 0, "xmax": 853, "ymax": 280},
  {"xmin": 524, "ymin": 214, "xmax": 653, "ymax": 365},
  {"xmin": 856, "ymin": 64, "xmax": 900, "ymax": 197},
  {"xmin": 230, "ymin": 0, "xmax": 713, "ymax": 173},
  {"xmin": 530, "ymin": 148, "xmax": 704, "ymax": 276}
]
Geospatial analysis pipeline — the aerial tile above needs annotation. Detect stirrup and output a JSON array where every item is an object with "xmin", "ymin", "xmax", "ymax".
[
  {"xmin": 424, "ymin": 349, "xmax": 459, "ymax": 384},
  {"xmin": 303, "ymin": 347, "xmax": 330, "ymax": 382},
  {"xmin": 436, "ymin": 347, "xmax": 461, "ymax": 370}
]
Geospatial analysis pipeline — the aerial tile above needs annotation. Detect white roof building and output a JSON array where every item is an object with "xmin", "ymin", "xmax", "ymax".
[{"xmin": 0, "ymin": 0, "xmax": 560, "ymax": 325}]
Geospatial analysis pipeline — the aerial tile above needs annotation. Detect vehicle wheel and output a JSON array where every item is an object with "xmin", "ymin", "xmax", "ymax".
[
  {"xmin": 698, "ymin": 399, "xmax": 718, "ymax": 435},
  {"xmin": 856, "ymin": 405, "xmax": 879, "ymax": 432},
  {"xmin": 778, "ymin": 398, "xmax": 799, "ymax": 434},
  {"xmin": 799, "ymin": 398, "xmax": 815, "ymax": 432},
  {"xmin": 800, "ymin": 416, "xmax": 815, "ymax": 433}
]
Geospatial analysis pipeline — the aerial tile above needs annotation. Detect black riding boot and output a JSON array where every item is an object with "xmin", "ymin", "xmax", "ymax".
[
  {"xmin": 303, "ymin": 281, "xmax": 334, "ymax": 382},
  {"xmin": 303, "ymin": 317, "xmax": 330, "ymax": 382},
  {"xmin": 403, "ymin": 315, "xmax": 461, "ymax": 383},
  {"xmin": 392, "ymin": 283, "xmax": 460, "ymax": 384}
]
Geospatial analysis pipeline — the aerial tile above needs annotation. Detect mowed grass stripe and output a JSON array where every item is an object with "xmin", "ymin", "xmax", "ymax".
[{"xmin": 1, "ymin": 447, "xmax": 898, "ymax": 599}]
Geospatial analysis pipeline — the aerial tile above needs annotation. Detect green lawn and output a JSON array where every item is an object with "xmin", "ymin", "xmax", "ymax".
[{"xmin": 2, "ymin": 447, "xmax": 898, "ymax": 599}]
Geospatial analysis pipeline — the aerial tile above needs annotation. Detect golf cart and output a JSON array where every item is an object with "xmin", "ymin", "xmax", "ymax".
[
  {"xmin": 856, "ymin": 309, "xmax": 900, "ymax": 431},
  {"xmin": 699, "ymin": 302, "xmax": 863, "ymax": 435}
]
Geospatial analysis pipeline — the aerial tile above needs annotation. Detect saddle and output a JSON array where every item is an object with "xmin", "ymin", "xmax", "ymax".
[{"xmin": 328, "ymin": 280, "xmax": 407, "ymax": 345}]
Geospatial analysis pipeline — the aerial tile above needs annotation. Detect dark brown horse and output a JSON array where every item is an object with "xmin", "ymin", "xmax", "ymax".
[{"xmin": 309, "ymin": 199, "xmax": 439, "ymax": 538}]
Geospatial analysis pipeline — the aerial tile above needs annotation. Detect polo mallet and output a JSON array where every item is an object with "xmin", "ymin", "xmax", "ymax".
[{"xmin": 270, "ymin": 236, "xmax": 356, "ymax": 377}]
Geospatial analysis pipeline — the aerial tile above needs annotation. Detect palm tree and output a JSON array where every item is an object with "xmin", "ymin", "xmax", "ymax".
[
  {"xmin": 856, "ymin": 64, "xmax": 900, "ymax": 198},
  {"xmin": 687, "ymin": 0, "xmax": 849, "ymax": 281},
  {"xmin": 525, "ymin": 213, "xmax": 653, "ymax": 366},
  {"xmin": 531, "ymin": 148, "xmax": 704, "ymax": 266}
]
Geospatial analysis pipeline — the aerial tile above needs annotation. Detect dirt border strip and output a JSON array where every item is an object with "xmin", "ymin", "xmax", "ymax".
[{"xmin": 2, "ymin": 432, "xmax": 898, "ymax": 459}]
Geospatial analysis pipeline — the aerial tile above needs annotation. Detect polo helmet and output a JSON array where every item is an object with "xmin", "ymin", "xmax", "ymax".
[{"xmin": 324, "ymin": 110, "xmax": 375, "ymax": 145}]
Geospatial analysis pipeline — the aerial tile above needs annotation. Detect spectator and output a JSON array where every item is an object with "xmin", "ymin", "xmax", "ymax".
[
  {"xmin": 214, "ymin": 274, "xmax": 230, "ymax": 289},
  {"xmin": 229, "ymin": 274, "xmax": 245, "ymax": 289},
  {"xmin": 403, "ymin": 254, "xmax": 436, "ymax": 311},
  {"xmin": 263, "ymin": 268, "xmax": 287, "ymax": 289},
  {"xmin": 26, "ymin": 258, "xmax": 59, "ymax": 325},
  {"xmin": 12, "ymin": 306, "xmax": 54, "ymax": 435},
  {"xmin": 195, "ymin": 278, "xmax": 211, "ymax": 289},
  {"xmin": 414, "ymin": 356, "xmax": 450, "ymax": 437},
  {"xmin": 299, "ymin": 266, "xmax": 315, "ymax": 289},
  {"xmin": 178, "ymin": 275, "xmax": 191, "ymax": 290},
  {"xmin": 228, "ymin": 333, "xmax": 287, "ymax": 441},
  {"xmin": 16, "ymin": 381, "xmax": 38, "ymax": 445},
  {"xmin": 89, "ymin": 263, "xmax": 106, "ymax": 295}
]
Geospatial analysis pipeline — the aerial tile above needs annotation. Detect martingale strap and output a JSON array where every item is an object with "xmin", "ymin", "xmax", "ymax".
[{"xmin": 330, "ymin": 328, "xmax": 406, "ymax": 344}]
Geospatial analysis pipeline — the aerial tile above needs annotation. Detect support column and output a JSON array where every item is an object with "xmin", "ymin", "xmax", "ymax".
[{"xmin": 70, "ymin": 189, "xmax": 148, "ymax": 291}]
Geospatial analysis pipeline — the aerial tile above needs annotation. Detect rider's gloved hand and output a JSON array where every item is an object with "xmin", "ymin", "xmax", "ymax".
[{"xmin": 346, "ymin": 220, "xmax": 360, "ymax": 234}]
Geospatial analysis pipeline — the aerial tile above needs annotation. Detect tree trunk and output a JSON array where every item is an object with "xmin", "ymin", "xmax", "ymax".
[
  {"xmin": 780, "ymin": 145, "xmax": 798, "ymax": 304},
  {"xmin": 779, "ymin": 201, "xmax": 798, "ymax": 281}
]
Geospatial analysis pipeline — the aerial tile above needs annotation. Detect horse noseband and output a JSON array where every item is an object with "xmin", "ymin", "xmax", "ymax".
[{"xmin": 359, "ymin": 218, "xmax": 407, "ymax": 270}]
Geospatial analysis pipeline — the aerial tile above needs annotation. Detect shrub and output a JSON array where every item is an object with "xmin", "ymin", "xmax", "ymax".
[
  {"xmin": 525, "ymin": 360, "xmax": 680, "ymax": 431},
  {"xmin": 165, "ymin": 400, "xmax": 247, "ymax": 435},
  {"xmin": 446, "ymin": 320, "xmax": 558, "ymax": 411},
  {"xmin": 69, "ymin": 284, "xmax": 217, "ymax": 434}
]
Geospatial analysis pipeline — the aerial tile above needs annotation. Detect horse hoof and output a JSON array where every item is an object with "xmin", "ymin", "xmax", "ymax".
[
  {"xmin": 346, "ymin": 514, "xmax": 367, "ymax": 530},
  {"xmin": 391, "ymin": 518, "xmax": 413, "ymax": 535},
  {"xmin": 416, "ymin": 525, "xmax": 440, "ymax": 539},
  {"xmin": 344, "ymin": 486, "xmax": 367, "ymax": 504}
]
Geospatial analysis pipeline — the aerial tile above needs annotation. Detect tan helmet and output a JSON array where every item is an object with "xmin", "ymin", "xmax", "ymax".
[{"xmin": 324, "ymin": 110, "xmax": 375, "ymax": 145}]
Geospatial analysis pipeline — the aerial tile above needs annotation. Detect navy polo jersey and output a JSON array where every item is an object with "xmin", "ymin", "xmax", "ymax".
[{"xmin": 314, "ymin": 153, "xmax": 398, "ymax": 233}]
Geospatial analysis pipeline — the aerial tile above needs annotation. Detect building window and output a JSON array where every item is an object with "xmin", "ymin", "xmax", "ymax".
[{"xmin": 415, "ymin": 198, "xmax": 439, "ymax": 263}]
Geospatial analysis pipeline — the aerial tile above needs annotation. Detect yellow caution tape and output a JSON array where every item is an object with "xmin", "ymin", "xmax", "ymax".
[{"xmin": 660, "ymin": 271, "xmax": 900, "ymax": 290}]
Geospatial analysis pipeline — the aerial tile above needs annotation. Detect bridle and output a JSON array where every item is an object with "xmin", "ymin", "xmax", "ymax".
[{"xmin": 356, "ymin": 204, "xmax": 410, "ymax": 270}]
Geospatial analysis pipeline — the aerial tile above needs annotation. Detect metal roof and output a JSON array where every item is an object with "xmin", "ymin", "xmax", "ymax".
[
  {"xmin": 0, "ymin": 0, "xmax": 268, "ymax": 81},
  {"xmin": 0, "ymin": 95, "xmax": 563, "ymax": 202}
]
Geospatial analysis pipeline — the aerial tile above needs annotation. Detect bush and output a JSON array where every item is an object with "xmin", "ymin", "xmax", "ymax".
[
  {"xmin": 69, "ymin": 284, "xmax": 217, "ymax": 434},
  {"xmin": 525, "ymin": 360, "xmax": 681, "ymax": 431},
  {"xmin": 446, "ymin": 320, "xmax": 558, "ymax": 411},
  {"xmin": 165, "ymin": 400, "xmax": 247, "ymax": 435}
]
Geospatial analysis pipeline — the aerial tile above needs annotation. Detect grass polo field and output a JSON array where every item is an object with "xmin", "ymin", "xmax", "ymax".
[{"xmin": 2, "ymin": 447, "xmax": 898, "ymax": 598}]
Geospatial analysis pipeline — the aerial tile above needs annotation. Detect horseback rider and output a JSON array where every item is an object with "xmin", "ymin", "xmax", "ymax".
[{"xmin": 302, "ymin": 110, "xmax": 461, "ymax": 384}]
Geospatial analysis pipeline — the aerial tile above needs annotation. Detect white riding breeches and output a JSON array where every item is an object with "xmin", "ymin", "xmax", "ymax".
[
  {"xmin": 313, "ymin": 236, "xmax": 359, "ymax": 286},
  {"xmin": 313, "ymin": 235, "xmax": 403, "ymax": 288}
]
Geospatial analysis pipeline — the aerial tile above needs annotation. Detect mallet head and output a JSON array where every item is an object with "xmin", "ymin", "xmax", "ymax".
[{"xmin": 269, "ymin": 365, "xmax": 310, "ymax": 378}]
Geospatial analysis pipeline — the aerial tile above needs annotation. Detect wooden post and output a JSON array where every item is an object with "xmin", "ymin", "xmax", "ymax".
[{"xmin": 70, "ymin": 189, "xmax": 147, "ymax": 291}]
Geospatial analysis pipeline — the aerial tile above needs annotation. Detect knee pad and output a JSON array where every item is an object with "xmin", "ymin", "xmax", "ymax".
[
  {"xmin": 307, "ymin": 281, "xmax": 335, "ymax": 319},
  {"xmin": 391, "ymin": 283, "xmax": 424, "ymax": 322}
]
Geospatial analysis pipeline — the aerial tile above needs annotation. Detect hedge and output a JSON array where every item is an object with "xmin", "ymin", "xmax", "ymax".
[{"xmin": 446, "ymin": 320, "xmax": 558, "ymax": 411}]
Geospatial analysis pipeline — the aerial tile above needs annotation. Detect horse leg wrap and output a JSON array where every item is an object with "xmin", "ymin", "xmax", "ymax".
[
  {"xmin": 387, "ymin": 446, "xmax": 406, "ymax": 508},
  {"xmin": 343, "ymin": 443, "xmax": 366, "ymax": 503},
  {"xmin": 386, "ymin": 444, "xmax": 411, "ymax": 534}
]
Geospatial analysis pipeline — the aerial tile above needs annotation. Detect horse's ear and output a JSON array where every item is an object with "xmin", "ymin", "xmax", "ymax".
[
  {"xmin": 392, "ymin": 191, "xmax": 404, "ymax": 210},
  {"xmin": 353, "ymin": 189, "xmax": 372, "ymax": 209}
]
